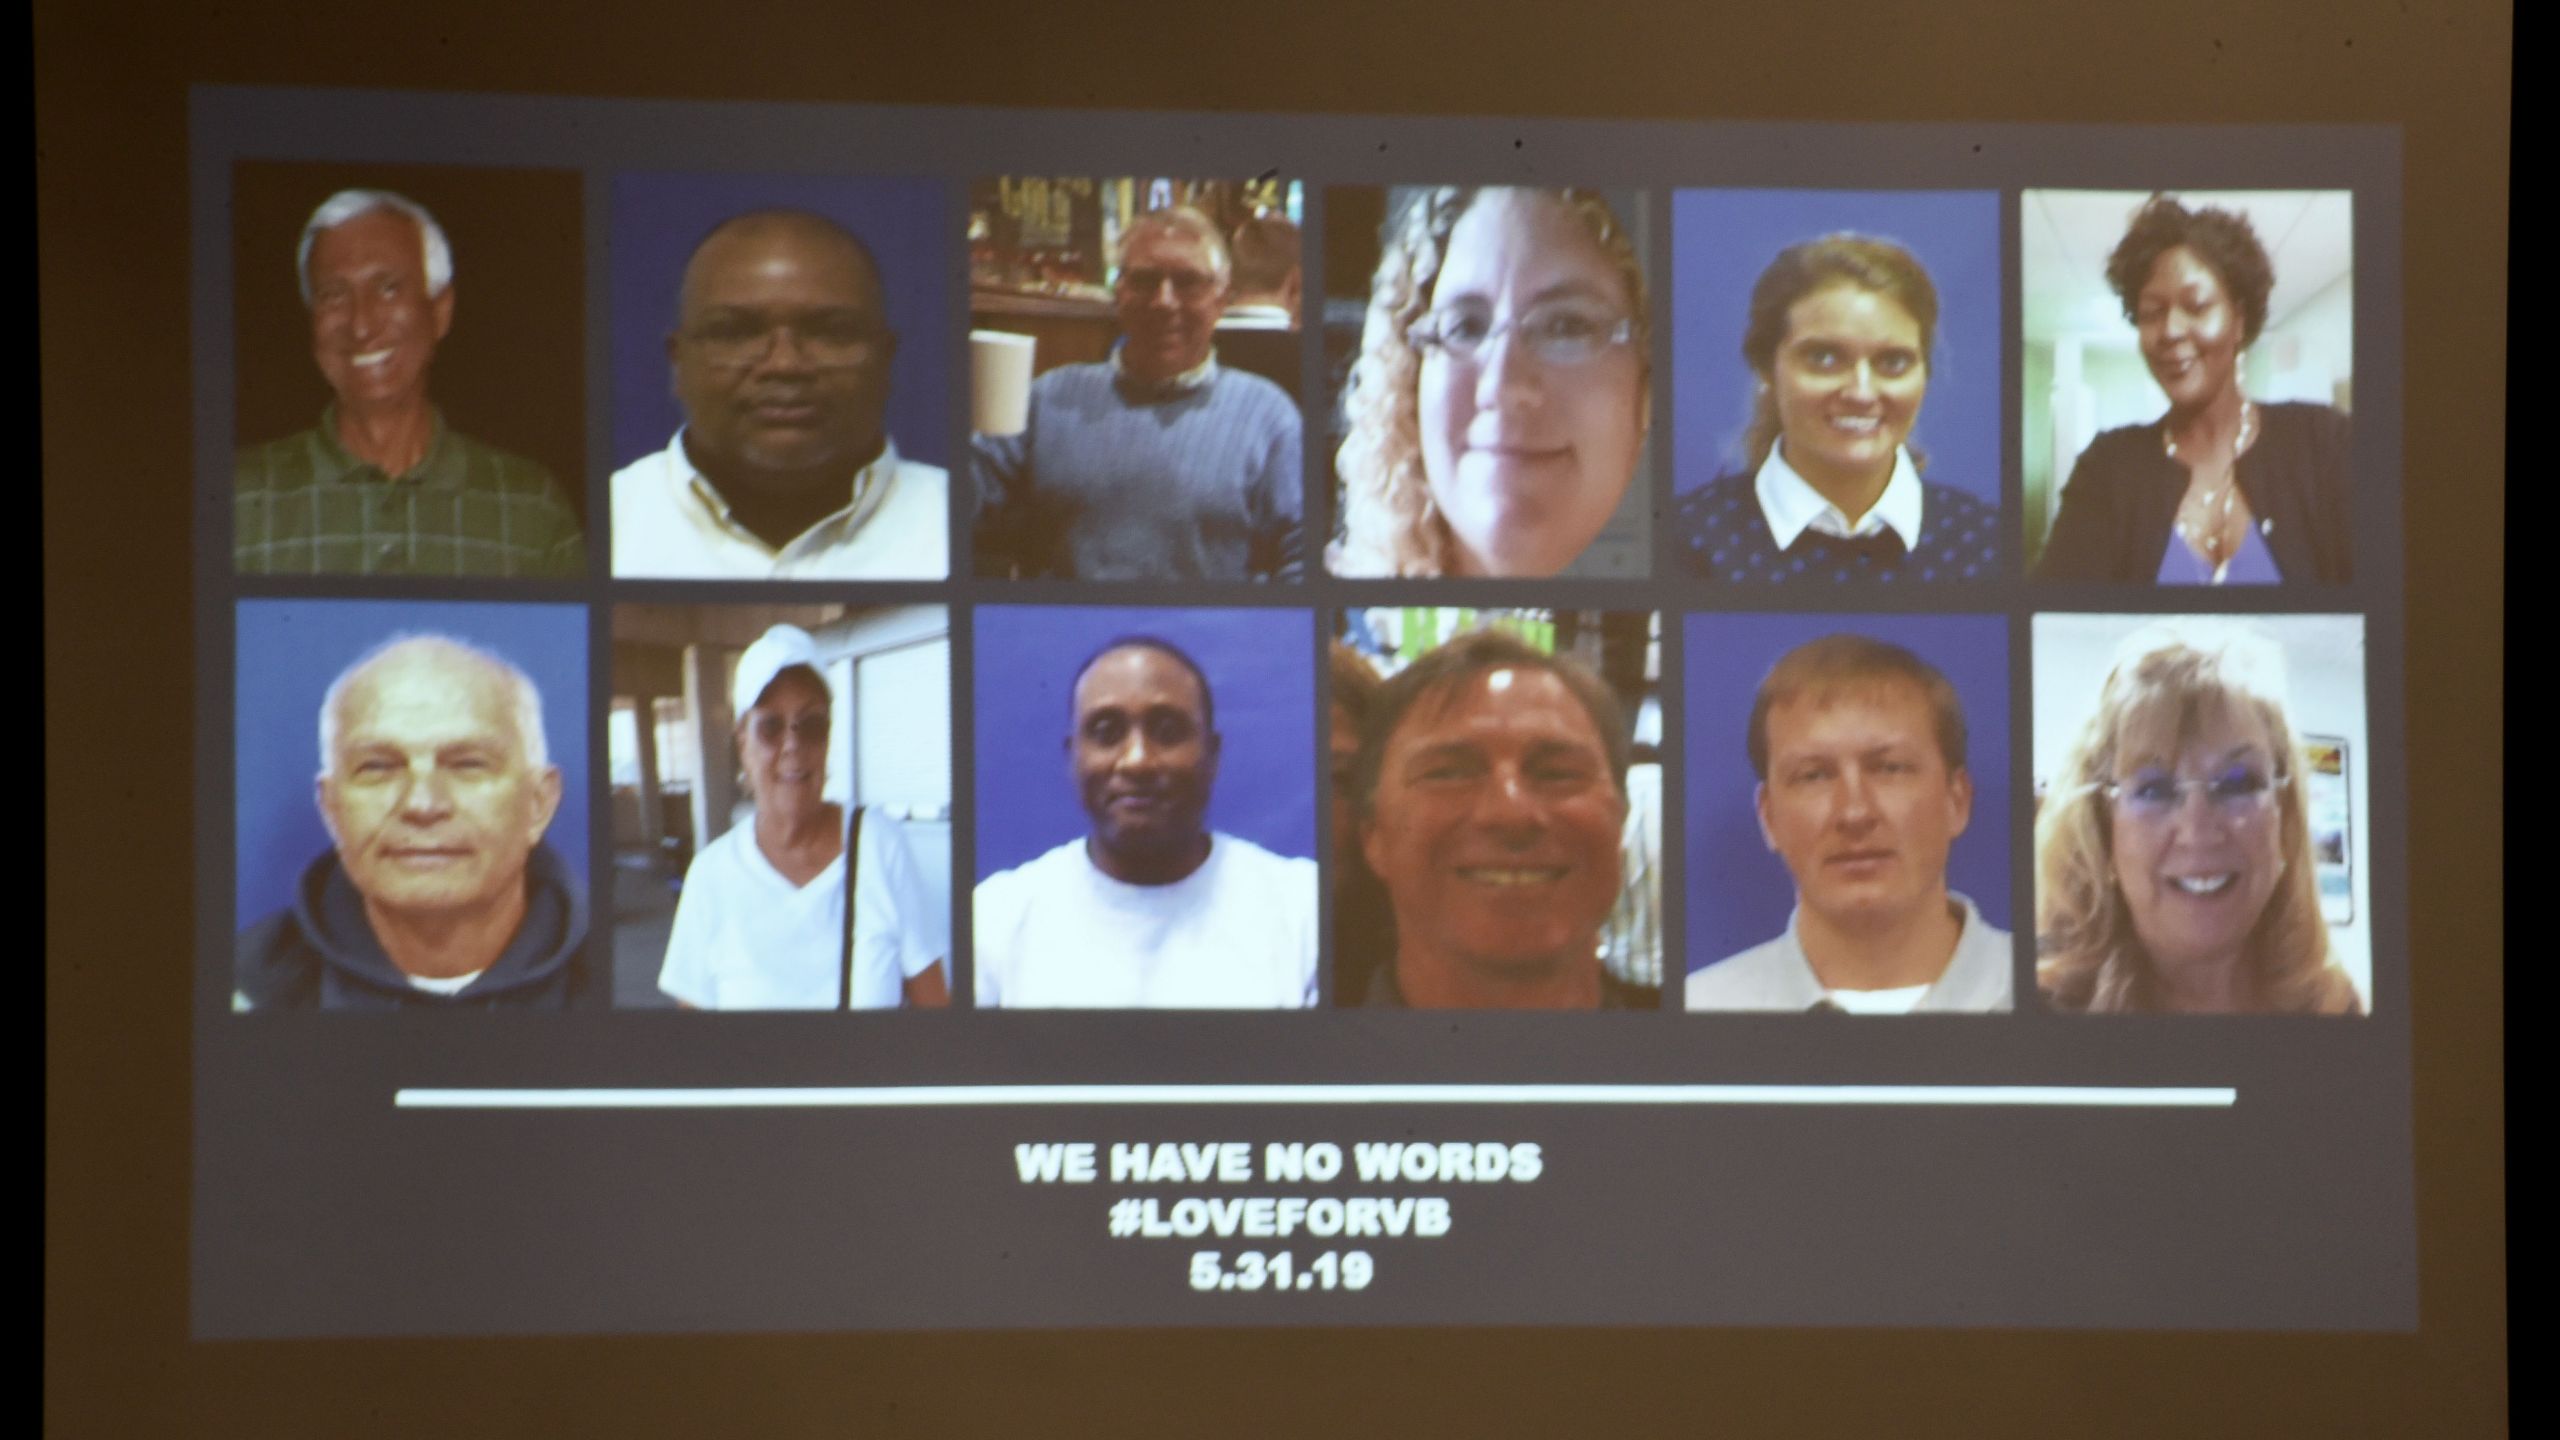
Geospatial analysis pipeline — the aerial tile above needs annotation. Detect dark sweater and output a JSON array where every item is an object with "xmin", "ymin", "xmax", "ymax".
[
  {"xmin": 1675, "ymin": 471, "xmax": 2005, "ymax": 583},
  {"xmin": 234, "ymin": 845, "xmax": 593, "ymax": 1010},
  {"xmin": 2033, "ymin": 401, "xmax": 2352, "ymax": 584}
]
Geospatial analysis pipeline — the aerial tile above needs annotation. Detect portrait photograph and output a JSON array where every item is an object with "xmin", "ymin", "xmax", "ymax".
[
  {"xmin": 1682, "ymin": 612, "xmax": 2013, "ymax": 1013},
  {"xmin": 232, "ymin": 598, "xmax": 594, "ymax": 1010},
  {"xmin": 608, "ymin": 602, "xmax": 952, "ymax": 1011},
  {"xmin": 1669, "ymin": 189, "xmax": 2003, "ymax": 586},
  {"xmin": 967, "ymin": 176, "xmax": 1306, "ymax": 582},
  {"xmin": 2031, "ymin": 612, "xmax": 2371, "ymax": 1014},
  {"xmin": 606, "ymin": 171, "xmax": 955, "ymax": 580},
  {"xmin": 230, "ymin": 162, "xmax": 588, "ymax": 578},
  {"xmin": 2022, "ymin": 189, "xmax": 2354, "ymax": 585},
  {"xmin": 1321, "ymin": 185, "xmax": 1655, "ymax": 581},
  {"xmin": 1334, "ymin": 607, "xmax": 1662, "ymax": 1010},
  {"xmin": 969, "ymin": 604, "xmax": 1318, "ymax": 1008}
]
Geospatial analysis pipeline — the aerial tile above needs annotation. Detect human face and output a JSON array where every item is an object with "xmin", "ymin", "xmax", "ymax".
[
  {"xmin": 318, "ymin": 647, "xmax": 561, "ymax": 921},
  {"xmin": 671, "ymin": 219, "xmax": 895, "ymax": 489},
  {"xmin": 2134, "ymin": 245, "xmax": 2244, "ymax": 414},
  {"xmin": 737, "ymin": 667, "xmax": 831, "ymax": 816},
  {"xmin": 1071, "ymin": 647, "xmax": 1220, "ymax": 872},
  {"xmin": 307, "ymin": 208, "xmax": 452, "ymax": 415},
  {"xmin": 2107, "ymin": 705, "xmax": 2287, "ymax": 984},
  {"xmin": 1114, "ymin": 224, "xmax": 1227, "ymax": 383},
  {"xmin": 1769, "ymin": 283, "xmax": 1927, "ymax": 499},
  {"xmin": 1361, "ymin": 667, "xmax": 1627, "ymax": 976},
  {"xmin": 1418, "ymin": 191, "xmax": 1647, "ymax": 577},
  {"xmin": 1755, "ymin": 684, "xmax": 1971, "ymax": 935}
]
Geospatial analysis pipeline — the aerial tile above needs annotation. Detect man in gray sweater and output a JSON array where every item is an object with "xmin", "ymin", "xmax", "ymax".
[{"xmin": 972, "ymin": 207, "xmax": 1302, "ymax": 581}]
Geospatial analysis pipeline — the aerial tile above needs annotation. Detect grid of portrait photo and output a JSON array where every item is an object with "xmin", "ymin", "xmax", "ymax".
[{"xmin": 216, "ymin": 150, "xmax": 2379, "ymax": 1023}]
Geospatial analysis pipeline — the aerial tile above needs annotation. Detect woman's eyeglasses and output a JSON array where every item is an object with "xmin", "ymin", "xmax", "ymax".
[
  {"xmin": 2101, "ymin": 764, "xmax": 2288, "ymax": 823},
  {"xmin": 748, "ymin": 714, "xmax": 831, "ymax": 747},
  {"xmin": 1406, "ymin": 302, "xmax": 1636, "ymax": 367}
]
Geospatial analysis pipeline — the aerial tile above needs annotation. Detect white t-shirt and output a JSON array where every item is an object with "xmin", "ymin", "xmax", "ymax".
[
  {"xmin": 973, "ymin": 834, "xmax": 1318, "ymax": 1009},
  {"xmin": 658, "ymin": 810, "xmax": 947, "ymax": 1010},
  {"xmin": 610, "ymin": 431, "xmax": 951, "ymax": 580}
]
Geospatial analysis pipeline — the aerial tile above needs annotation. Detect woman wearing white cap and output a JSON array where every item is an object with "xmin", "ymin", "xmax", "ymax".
[{"xmin": 657, "ymin": 624, "xmax": 950, "ymax": 1009}]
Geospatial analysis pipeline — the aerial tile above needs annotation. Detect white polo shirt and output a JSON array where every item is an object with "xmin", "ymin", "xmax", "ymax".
[{"xmin": 610, "ymin": 430, "xmax": 949, "ymax": 579}]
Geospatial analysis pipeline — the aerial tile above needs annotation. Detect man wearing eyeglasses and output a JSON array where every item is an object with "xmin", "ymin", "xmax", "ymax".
[
  {"xmin": 972, "ymin": 207, "xmax": 1303, "ymax": 581},
  {"xmin": 1686, "ymin": 634, "xmax": 2012, "ymax": 1013},
  {"xmin": 612, "ymin": 209, "xmax": 950, "ymax": 579}
]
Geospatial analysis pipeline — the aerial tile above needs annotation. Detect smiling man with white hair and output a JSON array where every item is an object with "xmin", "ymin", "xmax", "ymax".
[
  {"xmin": 234, "ymin": 188, "xmax": 586, "ymax": 577},
  {"xmin": 235, "ymin": 633, "xmax": 593, "ymax": 1010},
  {"xmin": 972, "ymin": 205, "xmax": 1303, "ymax": 581}
]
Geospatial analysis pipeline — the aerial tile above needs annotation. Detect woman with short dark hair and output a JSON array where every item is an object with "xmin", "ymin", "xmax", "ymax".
[{"xmin": 2034, "ymin": 195, "xmax": 2352, "ymax": 584}]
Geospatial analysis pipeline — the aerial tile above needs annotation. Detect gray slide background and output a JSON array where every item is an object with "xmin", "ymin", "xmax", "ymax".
[{"xmin": 192, "ymin": 87, "xmax": 2410, "ymax": 1337}]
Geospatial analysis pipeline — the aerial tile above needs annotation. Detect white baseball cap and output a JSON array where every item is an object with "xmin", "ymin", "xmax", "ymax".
[{"xmin": 731, "ymin": 624, "xmax": 827, "ymax": 718}]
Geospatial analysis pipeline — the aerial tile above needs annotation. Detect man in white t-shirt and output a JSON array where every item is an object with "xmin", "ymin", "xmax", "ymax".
[
  {"xmin": 974, "ymin": 637, "xmax": 1317, "ymax": 1009},
  {"xmin": 1685, "ymin": 634, "xmax": 2012, "ymax": 1013},
  {"xmin": 612, "ymin": 210, "xmax": 949, "ymax": 579}
]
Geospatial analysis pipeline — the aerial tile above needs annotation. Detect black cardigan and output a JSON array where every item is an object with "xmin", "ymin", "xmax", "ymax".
[{"xmin": 2033, "ymin": 401, "xmax": 2352, "ymax": 583}]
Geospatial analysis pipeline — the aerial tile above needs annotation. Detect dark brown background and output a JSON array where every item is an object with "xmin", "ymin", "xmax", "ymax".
[
  {"xmin": 232, "ymin": 160, "xmax": 589, "ymax": 516},
  {"xmin": 41, "ymin": 2, "xmax": 2506, "ymax": 1435}
]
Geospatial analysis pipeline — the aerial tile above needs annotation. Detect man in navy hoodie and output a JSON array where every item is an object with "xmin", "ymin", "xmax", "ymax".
[{"xmin": 234, "ymin": 633, "xmax": 592, "ymax": 1010}]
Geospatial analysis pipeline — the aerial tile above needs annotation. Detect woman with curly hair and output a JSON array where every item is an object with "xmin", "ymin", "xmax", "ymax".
[
  {"xmin": 2035, "ymin": 622, "xmax": 2362, "ymax": 1014},
  {"xmin": 2034, "ymin": 195, "xmax": 2352, "ymax": 584},
  {"xmin": 1329, "ymin": 187, "xmax": 1650, "ymax": 577}
]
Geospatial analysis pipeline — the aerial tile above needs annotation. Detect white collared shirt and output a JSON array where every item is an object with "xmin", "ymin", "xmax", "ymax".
[
  {"xmin": 1752, "ymin": 441, "xmax": 1926, "ymax": 553},
  {"xmin": 1684, "ymin": 893, "xmax": 2014, "ymax": 1013},
  {"xmin": 1110, "ymin": 343, "xmax": 1220, "ymax": 395},
  {"xmin": 610, "ymin": 431, "xmax": 950, "ymax": 579}
]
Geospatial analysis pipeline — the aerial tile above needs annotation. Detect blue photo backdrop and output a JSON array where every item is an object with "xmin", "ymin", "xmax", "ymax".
[
  {"xmin": 1671, "ymin": 189, "xmax": 2002, "ymax": 504},
  {"xmin": 1684, "ymin": 611, "xmax": 2010, "ymax": 975},
  {"xmin": 608, "ymin": 171, "xmax": 954, "ymax": 471},
  {"xmin": 972, "ymin": 606, "xmax": 1316, "ymax": 880},
  {"xmin": 234, "ymin": 599, "xmax": 590, "ymax": 929}
]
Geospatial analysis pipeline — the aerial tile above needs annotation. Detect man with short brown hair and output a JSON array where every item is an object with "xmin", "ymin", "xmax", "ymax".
[
  {"xmin": 1687, "ymin": 634, "xmax": 2011, "ymax": 1013},
  {"xmin": 1354, "ymin": 631, "xmax": 1646, "ymax": 1010}
]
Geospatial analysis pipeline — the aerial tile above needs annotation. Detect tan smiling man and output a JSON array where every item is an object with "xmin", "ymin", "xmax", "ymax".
[
  {"xmin": 235, "ymin": 190, "xmax": 587, "ymax": 577},
  {"xmin": 1687, "ymin": 634, "xmax": 2011, "ymax": 1013},
  {"xmin": 235, "ymin": 635, "xmax": 590, "ymax": 1010},
  {"xmin": 1354, "ymin": 630, "xmax": 1645, "ymax": 1010}
]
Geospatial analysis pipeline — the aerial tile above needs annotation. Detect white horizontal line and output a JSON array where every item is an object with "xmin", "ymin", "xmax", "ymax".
[{"xmin": 396, "ymin": 1084, "xmax": 2236, "ymax": 1109}]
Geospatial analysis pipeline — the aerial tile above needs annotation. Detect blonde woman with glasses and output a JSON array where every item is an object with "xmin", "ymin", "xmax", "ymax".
[{"xmin": 2035, "ymin": 621, "xmax": 2361, "ymax": 1014}]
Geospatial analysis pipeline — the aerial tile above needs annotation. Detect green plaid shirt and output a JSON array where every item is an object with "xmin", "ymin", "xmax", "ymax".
[{"xmin": 234, "ymin": 408, "xmax": 587, "ymax": 577}]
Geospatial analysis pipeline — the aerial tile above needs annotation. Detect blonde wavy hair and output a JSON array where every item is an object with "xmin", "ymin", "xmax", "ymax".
[
  {"xmin": 1332, "ymin": 187, "xmax": 1650, "ymax": 577},
  {"xmin": 2034, "ymin": 623, "xmax": 2361, "ymax": 1015}
]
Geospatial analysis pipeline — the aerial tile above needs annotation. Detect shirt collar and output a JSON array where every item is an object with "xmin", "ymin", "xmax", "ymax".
[
  {"xmin": 314, "ymin": 404, "xmax": 456, "ymax": 487},
  {"xmin": 1110, "ymin": 342, "xmax": 1219, "ymax": 396},
  {"xmin": 1779, "ymin": 893, "xmax": 2000, "ymax": 1009},
  {"xmin": 1752, "ymin": 441, "xmax": 1925, "ymax": 551},
  {"xmin": 676, "ymin": 431, "xmax": 901, "ymax": 559}
]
